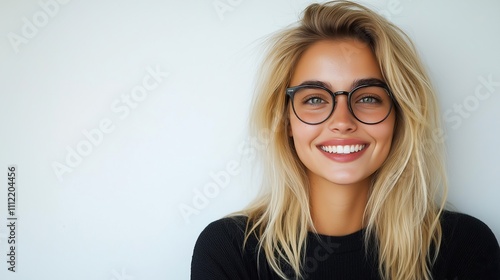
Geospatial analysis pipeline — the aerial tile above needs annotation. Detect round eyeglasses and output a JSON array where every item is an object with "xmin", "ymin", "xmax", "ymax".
[{"xmin": 286, "ymin": 83, "xmax": 395, "ymax": 125}]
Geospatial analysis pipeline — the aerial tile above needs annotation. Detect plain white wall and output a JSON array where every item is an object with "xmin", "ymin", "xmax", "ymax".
[{"xmin": 0, "ymin": 0, "xmax": 498, "ymax": 279}]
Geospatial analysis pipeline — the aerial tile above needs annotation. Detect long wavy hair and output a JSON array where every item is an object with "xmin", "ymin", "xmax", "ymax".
[{"xmin": 234, "ymin": 1, "xmax": 448, "ymax": 279}]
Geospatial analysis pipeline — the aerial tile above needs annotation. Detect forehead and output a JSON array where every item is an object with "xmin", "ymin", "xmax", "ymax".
[{"xmin": 291, "ymin": 39, "xmax": 383, "ymax": 90}]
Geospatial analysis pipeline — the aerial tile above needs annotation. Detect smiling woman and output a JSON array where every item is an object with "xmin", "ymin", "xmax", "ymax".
[{"xmin": 191, "ymin": 1, "xmax": 500, "ymax": 279}]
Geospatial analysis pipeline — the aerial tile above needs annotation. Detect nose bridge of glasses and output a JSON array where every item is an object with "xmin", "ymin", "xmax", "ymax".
[
  {"xmin": 332, "ymin": 90, "xmax": 350, "ymax": 98},
  {"xmin": 331, "ymin": 91, "xmax": 350, "ymax": 108}
]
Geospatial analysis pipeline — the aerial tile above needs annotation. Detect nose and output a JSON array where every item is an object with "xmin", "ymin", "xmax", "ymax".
[{"xmin": 326, "ymin": 95, "xmax": 357, "ymax": 133}]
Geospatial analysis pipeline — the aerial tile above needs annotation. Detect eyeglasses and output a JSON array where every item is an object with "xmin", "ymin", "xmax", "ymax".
[{"xmin": 286, "ymin": 83, "xmax": 395, "ymax": 125}]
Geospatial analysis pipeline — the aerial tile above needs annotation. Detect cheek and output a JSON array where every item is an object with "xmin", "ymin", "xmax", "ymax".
[
  {"xmin": 289, "ymin": 109, "xmax": 312, "ymax": 140},
  {"xmin": 289, "ymin": 115, "xmax": 323, "ymax": 157},
  {"xmin": 289, "ymin": 113, "xmax": 309, "ymax": 145}
]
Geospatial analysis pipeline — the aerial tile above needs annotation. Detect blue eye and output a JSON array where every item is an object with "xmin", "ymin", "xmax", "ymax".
[
  {"xmin": 357, "ymin": 96, "xmax": 381, "ymax": 103},
  {"xmin": 305, "ymin": 97, "xmax": 326, "ymax": 105}
]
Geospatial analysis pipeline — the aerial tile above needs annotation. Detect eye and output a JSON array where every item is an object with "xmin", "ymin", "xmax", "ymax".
[
  {"xmin": 305, "ymin": 96, "xmax": 326, "ymax": 105},
  {"xmin": 357, "ymin": 95, "xmax": 381, "ymax": 104},
  {"xmin": 294, "ymin": 87, "xmax": 331, "ymax": 107}
]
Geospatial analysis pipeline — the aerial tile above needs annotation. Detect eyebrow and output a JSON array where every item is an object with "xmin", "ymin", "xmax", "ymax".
[{"xmin": 297, "ymin": 78, "xmax": 387, "ymax": 90}]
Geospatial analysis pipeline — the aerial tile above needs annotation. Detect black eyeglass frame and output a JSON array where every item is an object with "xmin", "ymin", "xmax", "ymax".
[{"xmin": 285, "ymin": 83, "xmax": 396, "ymax": 125}]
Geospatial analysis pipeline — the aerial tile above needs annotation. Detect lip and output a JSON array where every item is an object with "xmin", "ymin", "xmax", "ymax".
[
  {"xmin": 317, "ymin": 139, "xmax": 369, "ymax": 163},
  {"xmin": 318, "ymin": 138, "xmax": 368, "ymax": 146}
]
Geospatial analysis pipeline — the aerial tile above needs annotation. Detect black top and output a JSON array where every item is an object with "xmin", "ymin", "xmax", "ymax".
[{"xmin": 191, "ymin": 211, "xmax": 500, "ymax": 279}]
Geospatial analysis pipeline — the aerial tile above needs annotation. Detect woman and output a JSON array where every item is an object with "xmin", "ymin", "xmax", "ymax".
[{"xmin": 191, "ymin": 1, "xmax": 500, "ymax": 279}]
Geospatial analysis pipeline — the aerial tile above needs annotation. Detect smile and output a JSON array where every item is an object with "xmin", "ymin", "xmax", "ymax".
[{"xmin": 320, "ymin": 144, "xmax": 366, "ymax": 154}]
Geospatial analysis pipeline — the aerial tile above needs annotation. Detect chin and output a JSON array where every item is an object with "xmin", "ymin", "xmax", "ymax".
[
  {"xmin": 319, "ymin": 169, "xmax": 373, "ymax": 185},
  {"xmin": 323, "ymin": 175, "xmax": 364, "ymax": 186}
]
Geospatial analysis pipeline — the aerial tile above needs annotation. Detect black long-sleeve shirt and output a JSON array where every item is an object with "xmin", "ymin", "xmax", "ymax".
[{"xmin": 191, "ymin": 211, "xmax": 500, "ymax": 279}]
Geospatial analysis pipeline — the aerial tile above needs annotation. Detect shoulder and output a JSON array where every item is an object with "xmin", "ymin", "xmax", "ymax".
[
  {"xmin": 192, "ymin": 215, "xmax": 249, "ymax": 260},
  {"xmin": 440, "ymin": 210, "xmax": 498, "ymax": 246},
  {"xmin": 197, "ymin": 216, "xmax": 248, "ymax": 242},
  {"xmin": 434, "ymin": 210, "xmax": 500, "ymax": 278},
  {"xmin": 191, "ymin": 216, "xmax": 262, "ymax": 280}
]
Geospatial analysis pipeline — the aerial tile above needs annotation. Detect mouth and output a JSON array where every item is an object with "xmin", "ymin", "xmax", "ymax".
[{"xmin": 320, "ymin": 144, "xmax": 366, "ymax": 154}]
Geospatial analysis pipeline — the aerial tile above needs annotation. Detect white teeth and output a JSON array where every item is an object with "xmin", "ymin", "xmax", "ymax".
[
  {"xmin": 343, "ymin": 145, "xmax": 350, "ymax": 154},
  {"xmin": 321, "ymin": 144, "xmax": 366, "ymax": 154}
]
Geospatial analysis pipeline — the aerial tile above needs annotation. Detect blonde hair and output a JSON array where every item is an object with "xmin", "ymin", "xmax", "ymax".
[{"xmin": 234, "ymin": 1, "xmax": 448, "ymax": 279}]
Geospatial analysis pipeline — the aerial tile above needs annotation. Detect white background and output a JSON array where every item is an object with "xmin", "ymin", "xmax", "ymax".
[{"xmin": 0, "ymin": 0, "xmax": 499, "ymax": 279}]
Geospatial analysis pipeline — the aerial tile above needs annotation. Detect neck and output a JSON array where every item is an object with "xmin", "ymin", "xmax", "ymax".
[{"xmin": 309, "ymin": 175, "xmax": 370, "ymax": 236}]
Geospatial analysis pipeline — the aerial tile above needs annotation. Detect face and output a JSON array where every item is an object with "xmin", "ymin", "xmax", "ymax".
[{"xmin": 288, "ymin": 39, "xmax": 396, "ymax": 187}]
